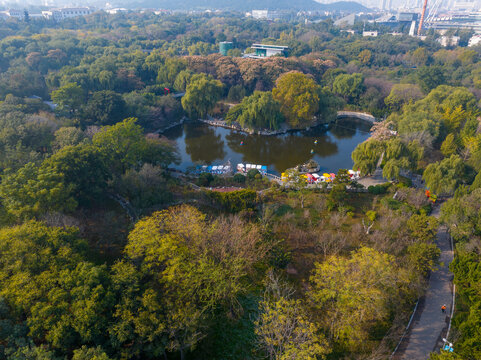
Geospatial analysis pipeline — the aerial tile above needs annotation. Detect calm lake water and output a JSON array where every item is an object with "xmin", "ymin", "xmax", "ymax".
[{"xmin": 164, "ymin": 118, "xmax": 372, "ymax": 175}]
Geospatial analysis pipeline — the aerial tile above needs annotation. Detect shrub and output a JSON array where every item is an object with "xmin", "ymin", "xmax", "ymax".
[
  {"xmin": 396, "ymin": 176, "xmax": 412, "ymax": 188},
  {"xmin": 233, "ymin": 173, "xmax": 246, "ymax": 184},
  {"xmin": 247, "ymin": 169, "xmax": 260, "ymax": 180},
  {"xmin": 209, "ymin": 189, "xmax": 258, "ymax": 213},
  {"xmin": 197, "ymin": 172, "xmax": 214, "ymax": 186},
  {"xmin": 368, "ymin": 184, "xmax": 389, "ymax": 194}
]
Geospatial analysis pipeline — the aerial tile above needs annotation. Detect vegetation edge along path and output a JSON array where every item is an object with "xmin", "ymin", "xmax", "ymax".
[{"xmin": 398, "ymin": 205, "xmax": 454, "ymax": 359}]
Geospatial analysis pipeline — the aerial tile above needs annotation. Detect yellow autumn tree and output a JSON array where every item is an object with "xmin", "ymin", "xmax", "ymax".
[
  {"xmin": 272, "ymin": 72, "xmax": 320, "ymax": 128},
  {"xmin": 308, "ymin": 247, "xmax": 409, "ymax": 351}
]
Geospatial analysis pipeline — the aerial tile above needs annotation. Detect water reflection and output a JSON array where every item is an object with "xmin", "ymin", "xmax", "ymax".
[
  {"xmin": 330, "ymin": 118, "xmax": 372, "ymax": 139},
  {"xmin": 164, "ymin": 118, "xmax": 371, "ymax": 174},
  {"xmin": 184, "ymin": 122, "xmax": 226, "ymax": 163},
  {"xmin": 225, "ymin": 131, "xmax": 338, "ymax": 171}
]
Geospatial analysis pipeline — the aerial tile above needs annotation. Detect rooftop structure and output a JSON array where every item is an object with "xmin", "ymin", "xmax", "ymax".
[
  {"xmin": 42, "ymin": 7, "xmax": 94, "ymax": 21},
  {"xmin": 0, "ymin": 9, "xmax": 24, "ymax": 20},
  {"xmin": 251, "ymin": 10, "xmax": 280, "ymax": 20},
  {"xmin": 437, "ymin": 35, "xmax": 460, "ymax": 47},
  {"xmin": 427, "ymin": 12, "xmax": 481, "ymax": 31},
  {"xmin": 105, "ymin": 8, "xmax": 128, "ymax": 14},
  {"xmin": 245, "ymin": 44, "xmax": 288, "ymax": 59},
  {"xmin": 334, "ymin": 13, "xmax": 356, "ymax": 27},
  {"xmin": 468, "ymin": 34, "xmax": 481, "ymax": 47},
  {"xmin": 373, "ymin": 11, "xmax": 418, "ymax": 24}
]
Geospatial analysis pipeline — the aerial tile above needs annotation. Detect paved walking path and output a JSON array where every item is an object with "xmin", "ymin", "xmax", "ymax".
[
  {"xmin": 400, "ymin": 206, "xmax": 454, "ymax": 359},
  {"xmin": 357, "ymin": 168, "xmax": 387, "ymax": 188}
]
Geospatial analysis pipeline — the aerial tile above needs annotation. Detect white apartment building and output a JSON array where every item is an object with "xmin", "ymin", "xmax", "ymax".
[
  {"xmin": 251, "ymin": 10, "xmax": 280, "ymax": 20},
  {"xmin": 42, "ymin": 7, "xmax": 94, "ymax": 21},
  {"xmin": 468, "ymin": 34, "xmax": 481, "ymax": 47},
  {"xmin": 0, "ymin": 9, "xmax": 24, "ymax": 20},
  {"xmin": 437, "ymin": 35, "xmax": 460, "ymax": 47}
]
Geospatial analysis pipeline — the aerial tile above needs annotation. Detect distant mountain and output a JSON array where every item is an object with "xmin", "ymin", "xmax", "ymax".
[
  {"xmin": 319, "ymin": 1, "xmax": 371, "ymax": 12},
  {"xmin": 125, "ymin": 0, "xmax": 371, "ymax": 12}
]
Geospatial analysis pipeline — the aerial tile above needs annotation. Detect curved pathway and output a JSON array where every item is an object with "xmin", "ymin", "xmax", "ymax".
[{"xmin": 399, "ymin": 205, "xmax": 454, "ymax": 359}]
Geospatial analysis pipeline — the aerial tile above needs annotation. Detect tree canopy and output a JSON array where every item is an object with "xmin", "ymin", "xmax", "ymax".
[{"xmin": 272, "ymin": 72, "xmax": 320, "ymax": 128}]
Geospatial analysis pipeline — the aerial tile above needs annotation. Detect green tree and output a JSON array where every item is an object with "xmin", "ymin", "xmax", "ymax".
[
  {"xmin": 51, "ymin": 82, "xmax": 84, "ymax": 114},
  {"xmin": 411, "ymin": 47, "xmax": 429, "ymax": 67},
  {"xmin": 358, "ymin": 49, "xmax": 372, "ymax": 65},
  {"xmin": 6, "ymin": 344, "xmax": 59, "ymax": 360},
  {"xmin": 41, "ymin": 144, "xmax": 111, "ymax": 205},
  {"xmin": 157, "ymin": 58, "xmax": 187, "ymax": 85},
  {"xmin": 28, "ymin": 262, "xmax": 115, "ymax": 352},
  {"xmin": 309, "ymin": 247, "xmax": 408, "ymax": 350},
  {"xmin": 92, "ymin": 118, "xmax": 175, "ymax": 175},
  {"xmin": 83, "ymin": 90, "xmax": 126, "ymax": 126},
  {"xmin": 382, "ymin": 139, "xmax": 423, "ymax": 181},
  {"xmin": 227, "ymin": 84, "xmax": 246, "ymax": 102},
  {"xmin": 417, "ymin": 66, "xmax": 446, "ymax": 93},
  {"xmin": 181, "ymin": 74, "xmax": 223, "ymax": 119},
  {"xmin": 109, "ymin": 260, "xmax": 168, "ymax": 359},
  {"xmin": 407, "ymin": 242, "xmax": 440, "ymax": 278},
  {"xmin": 441, "ymin": 133, "xmax": 458, "ymax": 157},
  {"xmin": 429, "ymin": 351, "xmax": 464, "ymax": 360},
  {"xmin": 351, "ymin": 139, "xmax": 384, "ymax": 175},
  {"xmin": 272, "ymin": 72, "xmax": 320, "ymax": 128},
  {"xmin": 225, "ymin": 91, "xmax": 283, "ymax": 130},
  {"xmin": 0, "ymin": 221, "xmax": 87, "ymax": 319},
  {"xmin": 0, "ymin": 162, "xmax": 76, "ymax": 219},
  {"xmin": 442, "ymin": 106, "xmax": 467, "ymax": 134},
  {"xmin": 332, "ymin": 73, "xmax": 364, "ymax": 102},
  {"xmin": 256, "ymin": 297, "xmax": 328, "ymax": 360},
  {"xmin": 470, "ymin": 171, "xmax": 481, "ymax": 191},
  {"xmin": 72, "ymin": 346, "xmax": 112, "ymax": 360},
  {"xmin": 407, "ymin": 214, "xmax": 438, "ymax": 242},
  {"xmin": 423, "ymin": 155, "xmax": 465, "ymax": 195},
  {"xmin": 124, "ymin": 205, "xmax": 265, "ymax": 360},
  {"xmin": 173, "ymin": 70, "xmax": 193, "ymax": 92},
  {"xmin": 334, "ymin": 169, "xmax": 351, "ymax": 184},
  {"xmin": 393, "ymin": 108, "xmax": 442, "ymax": 146},
  {"xmin": 441, "ymin": 189, "xmax": 481, "ymax": 241},
  {"xmin": 52, "ymin": 127, "xmax": 87, "ymax": 152},
  {"xmin": 384, "ymin": 84, "xmax": 423, "ymax": 111},
  {"xmin": 284, "ymin": 168, "xmax": 308, "ymax": 208}
]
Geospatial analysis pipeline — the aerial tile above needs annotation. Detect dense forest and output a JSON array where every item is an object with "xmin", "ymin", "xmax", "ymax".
[{"xmin": 0, "ymin": 10, "xmax": 480, "ymax": 360}]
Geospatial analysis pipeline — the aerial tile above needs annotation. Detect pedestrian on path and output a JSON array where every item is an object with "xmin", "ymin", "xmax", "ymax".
[{"xmin": 441, "ymin": 304, "xmax": 446, "ymax": 313}]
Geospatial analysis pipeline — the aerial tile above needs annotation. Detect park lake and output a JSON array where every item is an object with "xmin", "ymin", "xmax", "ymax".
[{"xmin": 165, "ymin": 117, "xmax": 372, "ymax": 174}]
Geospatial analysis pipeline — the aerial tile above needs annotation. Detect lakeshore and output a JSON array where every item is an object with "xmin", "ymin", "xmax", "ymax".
[
  {"xmin": 159, "ymin": 110, "xmax": 377, "ymax": 137},
  {"xmin": 163, "ymin": 117, "xmax": 372, "ymax": 175}
]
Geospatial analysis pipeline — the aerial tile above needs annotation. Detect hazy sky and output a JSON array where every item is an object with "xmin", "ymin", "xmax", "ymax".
[{"xmin": 0, "ymin": 0, "xmax": 476, "ymax": 12}]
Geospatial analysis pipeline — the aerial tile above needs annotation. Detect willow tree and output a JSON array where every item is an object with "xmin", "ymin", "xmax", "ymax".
[
  {"xmin": 422, "ymin": 155, "xmax": 465, "ymax": 195},
  {"xmin": 382, "ymin": 139, "xmax": 423, "ymax": 180},
  {"xmin": 181, "ymin": 73, "xmax": 223, "ymax": 119},
  {"xmin": 226, "ymin": 91, "xmax": 284, "ymax": 130},
  {"xmin": 351, "ymin": 139, "xmax": 384, "ymax": 175}
]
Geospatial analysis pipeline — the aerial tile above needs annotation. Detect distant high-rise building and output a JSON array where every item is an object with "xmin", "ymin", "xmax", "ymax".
[{"xmin": 380, "ymin": 0, "xmax": 393, "ymax": 10}]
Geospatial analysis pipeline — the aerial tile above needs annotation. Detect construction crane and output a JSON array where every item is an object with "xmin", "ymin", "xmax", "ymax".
[{"xmin": 417, "ymin": 0, "xmax": 429, "ymax": 35}]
